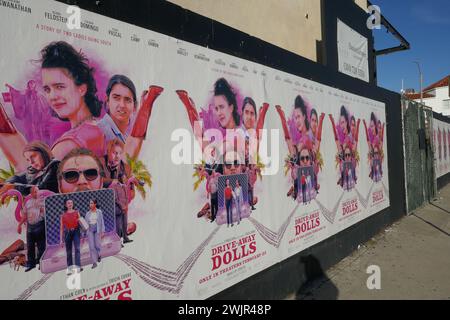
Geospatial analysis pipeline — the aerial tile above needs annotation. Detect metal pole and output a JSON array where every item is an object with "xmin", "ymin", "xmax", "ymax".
[
  {"xmin": 420, "ymin": 72, "xmax": 423, "ymax": 105},
  {"xmin": 429, "ymin": 111, "xmax": 438, "ymax": 199},
  {"xmin": 400, "ymin": 98, "xmax": 410, "ymax": 214},
  {"xmin": 413, "ymin": 61, "xmax": 423, "ymax": 105},
  {"xmin": 413, "ymin": 61, "xmax": 426, "ymax": 203}
]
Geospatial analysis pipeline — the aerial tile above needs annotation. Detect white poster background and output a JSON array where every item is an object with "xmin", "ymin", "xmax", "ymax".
[
  {"xmin": 434, "ymin": 118, "xmax": 450, "ymax": 178},
  {"xmin": 0, "ymin": 0, "xmax": 388, "ymax": 299},
  {"xmin": 337, "ymin": 18, "xmax": 370, "ymax": 83}
]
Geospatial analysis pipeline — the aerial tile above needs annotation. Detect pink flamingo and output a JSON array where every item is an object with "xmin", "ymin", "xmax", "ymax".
[
  {"xmin": 1, "ymin": 189, "xmax": 54, "ymax": 223},
  {"xmin": 1, "ymin": 189, "xmax": 23, "ymax": 222}
]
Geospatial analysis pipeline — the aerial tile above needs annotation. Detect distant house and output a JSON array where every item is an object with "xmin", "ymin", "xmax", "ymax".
[{"xmin": 405, "ymin": 75, "xmax": 450, "ymax": 116}]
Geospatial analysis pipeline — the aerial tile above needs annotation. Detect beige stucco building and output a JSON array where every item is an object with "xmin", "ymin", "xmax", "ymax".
[{"xmin": 168, "ymin": 0, "xmax": 368, "ymax": 62}]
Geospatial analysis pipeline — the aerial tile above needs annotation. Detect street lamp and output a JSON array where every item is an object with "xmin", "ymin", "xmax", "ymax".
[{"xmin": 413, "ymin": 61, "xmax": 423, "ymax": 105}]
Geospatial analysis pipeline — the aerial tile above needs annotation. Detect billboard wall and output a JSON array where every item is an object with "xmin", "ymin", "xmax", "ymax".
[{"xmin": 0, "ymin": 0, "xmax": 389, "ymax": 299}]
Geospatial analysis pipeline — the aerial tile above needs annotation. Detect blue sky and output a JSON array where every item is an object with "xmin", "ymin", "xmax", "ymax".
[{"xmin": 372, "ymin": 0, "xmax": 450, "ymax": 93}]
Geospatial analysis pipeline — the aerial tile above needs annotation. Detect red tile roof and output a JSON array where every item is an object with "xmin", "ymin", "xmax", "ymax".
[
  {"xmin": 423, "ymin": 75, "xmax": 450, "ymax": 92},
  {"xmin": 404, "ymin": 92, "xmax": 434, "ymax": 100}
]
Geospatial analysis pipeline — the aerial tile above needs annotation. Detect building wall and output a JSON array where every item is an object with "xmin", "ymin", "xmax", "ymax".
[
  {"xmin": 167, "ymin": 0, "xmax": 323, "ymax": 62},
  {"xmin": 414, "ymin": 87, "xmax": 450, "ymax": 115},
  {"xmin": 434, "ymin": 87, "xmax": 450, "ymax": 115},
  {"xmin": 354, "ymin": 0, "xmax": 368, "ymax": 11}
]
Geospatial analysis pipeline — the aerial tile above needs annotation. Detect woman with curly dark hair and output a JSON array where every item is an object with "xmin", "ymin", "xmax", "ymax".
[
  {"xmin": 213, "ymin": 78, "xmax": 240, "ymax": 130},
  {"xmin": 40, "ymin": 41, "xmax": 105, "ymax": 160},
  {"xmin": 0, "ymin": 41, "xmax": 106, "ymax": 170}
]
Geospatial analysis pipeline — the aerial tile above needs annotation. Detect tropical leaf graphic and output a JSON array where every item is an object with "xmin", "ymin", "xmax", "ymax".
[
  {"xmin": 335, "ymin": 153, "xmax": 342, "ymax": 169},
  {"xmin": 0, "ymin": 163, "xmax": 15, "ymax": 181},
  {"xmin": 126, "ymin": 154, "xmax": 152, "ymax": 200},
  {"xmin": 284, "ymin": 154, "xmax": 292, "ymax": 176},
  {"xmin": 193, "ymin": 161, "xmax": 207, "ymax": 192},
  {"xmin": 255, "ymin": 154, "xmax": 266, "ymax": 180},
  {"xmin": 315, "ymin": 150, "xmax": 324, "ymax": 170},
  {"xmin": 0, "ymin": 163, "xmax": 16, "ymax": 208}
]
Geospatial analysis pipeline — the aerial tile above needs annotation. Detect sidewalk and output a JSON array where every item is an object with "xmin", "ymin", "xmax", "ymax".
[{"xmin": 288, "ymin": 184, "xmax": 450, "ymax": 300}]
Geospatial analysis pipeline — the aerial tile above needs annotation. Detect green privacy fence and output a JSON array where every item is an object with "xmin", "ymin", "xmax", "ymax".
[{"xmin": 402, "ymin": 98, "xmax": 436, "ymax": 213}]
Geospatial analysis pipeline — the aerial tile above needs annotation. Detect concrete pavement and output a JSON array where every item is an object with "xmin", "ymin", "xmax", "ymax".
[{"xmin": 287, "ymin": 183, "xmax": 450, "ymax": 300}]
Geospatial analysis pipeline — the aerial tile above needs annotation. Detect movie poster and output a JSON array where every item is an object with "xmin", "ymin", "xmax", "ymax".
[
  {"xmin": 434, "ymin": 118, "xmax": 450, "ymax": 178},
  {"xmin": 0, "ymin": 0, "xmax": 389, "ymax": 300},
  {"xmin": 266, "ymin": 72, "xmax": 389, "ymax": 258}
]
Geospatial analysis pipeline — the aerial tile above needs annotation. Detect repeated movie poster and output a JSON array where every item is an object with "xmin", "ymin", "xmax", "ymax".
[
  {"xmin": 434, "ymin": 118, "xmax": 450, "ymax": 178},
  {"xmin": 0, "ymin": 0, "xmax": 389, "ymax": 299}
]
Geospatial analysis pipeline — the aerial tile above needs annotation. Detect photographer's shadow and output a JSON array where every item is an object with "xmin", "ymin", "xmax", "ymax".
[{"xmin": 296, "ymin": 254, "xmax": 339, "ymax": 300}]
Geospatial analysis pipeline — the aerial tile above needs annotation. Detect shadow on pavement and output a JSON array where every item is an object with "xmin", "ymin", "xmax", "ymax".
[{"xmin": 295, "ymin": 255, "xmax": 339, "ymax": 300}]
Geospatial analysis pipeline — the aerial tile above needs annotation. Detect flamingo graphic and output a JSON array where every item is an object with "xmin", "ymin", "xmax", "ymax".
[{"xmin": 0, "ymin": 189, "xmax": 54, "ymax": 223}]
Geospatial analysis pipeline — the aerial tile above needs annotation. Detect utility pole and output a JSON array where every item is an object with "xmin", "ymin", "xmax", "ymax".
[
  {"xmin": 413, "ymin": 61, "xmax": 423, "ymax": 105},
  {"xmin": 413, "ymin": 61, "xmax": 426, "ymax": 203}
]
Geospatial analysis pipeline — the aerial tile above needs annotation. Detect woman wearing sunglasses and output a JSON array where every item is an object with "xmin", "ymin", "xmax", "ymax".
[
  {"xmin": 329, "ymin": 106, "xmax": 353, "ymax": 155},
  {"xmin": 329, "ymin": 106, "xmax": 359, "ymax": 190},
  {"xmin": 85, "ymin": 199, "xmax": 105, "ymax": 269},
  {"xmin": 60, "ymin": 198, "xmax": 82, "ymax": 274},
  {"xmin": 277, "ymin": 96, "xmax": 324, "ymax": 203},
  {"xmin": 340, "ymin": 146, "xmax": 355, "ymax": 191},
  {"xmin": 364, "ymin": 113, "xmax": 384, "ymax": 182}
]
